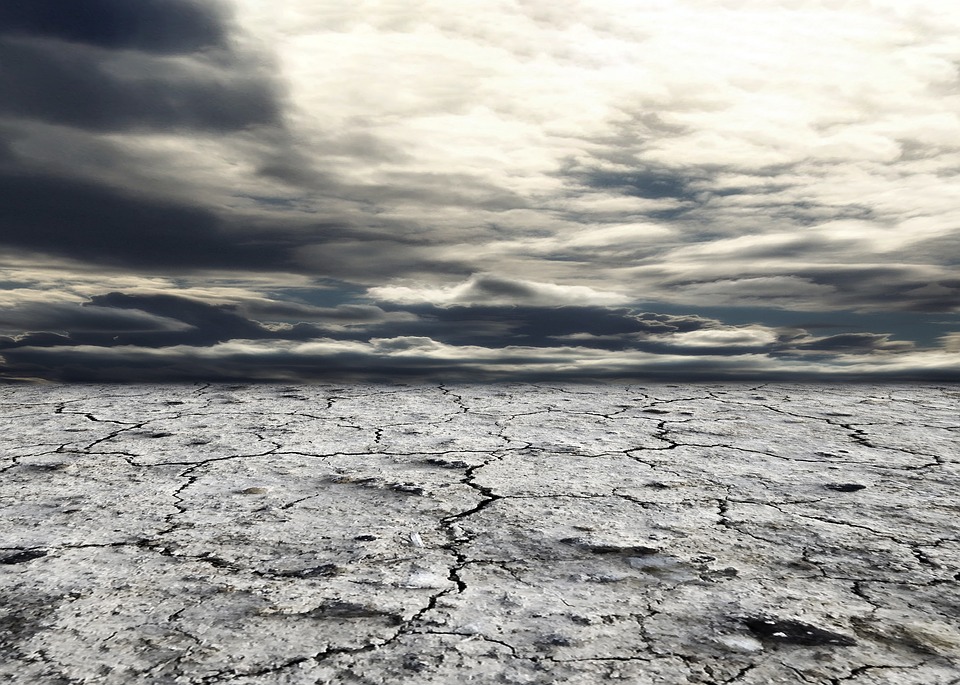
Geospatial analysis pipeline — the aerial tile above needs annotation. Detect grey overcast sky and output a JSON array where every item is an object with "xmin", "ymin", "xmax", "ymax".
[{"xmin": 1, "ymin": 0, "xmax": 958, "ymax": 382}]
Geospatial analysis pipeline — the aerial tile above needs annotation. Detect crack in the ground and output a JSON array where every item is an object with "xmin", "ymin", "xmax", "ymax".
[
  {"xmin": 438, "ymin": 384, "xmax": 470, "ymax": 415},
  {"xmin": 749, "ymin": 499, "xmax": 930, "ymax": 546},
  {"xmin": 82, "ymin": 420, "xmax": 155, "ymax": 452},
  {"xmin": 720, "ymin": 663, "xmax": 756, "ymax": 683},
  {"xmin": 828, "ymin": 664, "xmax": 920, "ymax": 684},
  {"xmin": 411, "ymin": 630, "xmax": 521, "ymax": 657}
]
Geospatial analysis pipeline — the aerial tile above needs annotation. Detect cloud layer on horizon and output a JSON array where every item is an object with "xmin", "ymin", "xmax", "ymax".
[{"xmin": 1, "ymin": 0, "xmax": 958, "ymax": 382}]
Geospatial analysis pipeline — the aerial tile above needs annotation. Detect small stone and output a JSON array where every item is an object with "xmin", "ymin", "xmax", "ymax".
[
  {"xmin": 0, "ymin": 549, "xmax": 47, "ymax": 565},
  {"xmin": 560, "ymin": 538, "xmax": 659, "ymax": 556},
  {"xmin": 391, "ymin": 483, "xmax": 426, "ymax": 495},
  {"xmin": 424, "ymin": 458, "xmax": 470, "ymax": 469},
  {"xmin": 275, "ymin": 564, "xmax": 342, "ymax": 578},
  {"xmin": 303, "ymin": 601, "xmax": 402, "ymax": 624},
  {"xmin": 825, "ymin": 483, "xmax": 866, "ymax": 492},
  {"xmin": 238, "ymin": 487, "xmax": 268, "ymax": 495}
]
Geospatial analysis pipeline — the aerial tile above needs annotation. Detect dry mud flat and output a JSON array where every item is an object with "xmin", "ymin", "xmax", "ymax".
[{"xmin": 1, "ymin": 383, "xmax": 959, "ymax": 684}]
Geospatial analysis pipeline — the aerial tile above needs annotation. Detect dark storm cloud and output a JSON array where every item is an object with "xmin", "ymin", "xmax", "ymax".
[
  {"xmin": 4, "ymin": 335, "xmax": 956, "ymax": 384},
  {"xmin": 296, "ymin": 240, "xmax": 472, "ymax": 281},
  {"xmin": 651, "ymin": 265, "xmax": 960, "ymax": 314},
  {"xmin": 238, "ymin": 300, "xmax": 407, "ymax": 324},
  {"xmin": 87, "ymin": 293, "xmax": 273, "ymax": 341},
  {"xmin": 0, "ymin": 292, "xmax": 421, "ymax": 353},
  {"xmin": 0, "ymin": 136, "xmax": 13, "ymax": 163},
  {"xmin": 0, "ymin": 36, "xmax": 279, "ymax": 132},
  {"xmin": 0, "ymin": 293, "xmax": 271, "ymax": 349},
  {"xmin": 370, "ymin": 305, "xmax": 714, "ymax": 349},
  {"xmin": 0, "ymin": 0, "xmax": 228, "ymax": 54},
  {"xmin": 0, "ymin": 171, "xmax": 291, "ymax": 269},
  {"xmin": 575, "ymin": 167, "xmax": 698, "ymax": 201},
  {"xmin": 0, "ymin": 342, "xmax": 472, "ymax": 383},
  {"xmin": 0, "ymin": 300, "xmax": 188, "ymax": 336},
  {"xmin": 793, "ymin": 268, "xmax": 960, "ymax": 313},
  {"xmin": 0, "ymin": 0, "xmax": 297, "ymax": 275},
  {"xmin": 792, "ymin": 333, "xmax": 914, "ymax": 354}
]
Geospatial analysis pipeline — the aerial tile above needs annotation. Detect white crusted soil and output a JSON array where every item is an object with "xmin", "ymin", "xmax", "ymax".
[{"xmin": 1, "ymin": 383, "xmax": 959, "ymax": 684}]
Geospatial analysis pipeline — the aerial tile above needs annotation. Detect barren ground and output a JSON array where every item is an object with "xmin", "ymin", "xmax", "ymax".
[{"xmin": 1, "ymin": 383, "xmax": 959, "ymax": 684}]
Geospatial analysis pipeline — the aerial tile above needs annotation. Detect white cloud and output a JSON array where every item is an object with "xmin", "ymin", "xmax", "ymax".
[
  {"xmin": 657, "ymin": 327, "xmax": 780, "ymax": 348},
  {"xmin": 368, "ymin": 273, "xmax": 631, "ymax": 307},
  {"xmin": 940, "ymin": 332, "xmax": 960, "ymax": 354},
  {"xmin": 215, "ymin": 0, "xmax": 960, "ymax": 309}
]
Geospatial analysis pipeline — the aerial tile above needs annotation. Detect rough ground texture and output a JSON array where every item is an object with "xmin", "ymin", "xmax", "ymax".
[{"xmin": 1, "ymin": 383, "xmax": 959, "ymax": 684}]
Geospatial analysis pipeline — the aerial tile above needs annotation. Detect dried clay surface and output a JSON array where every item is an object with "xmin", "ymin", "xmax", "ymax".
[{"xmin": 1, "ymin": 383, "xmax": 959, "ymax": 684}]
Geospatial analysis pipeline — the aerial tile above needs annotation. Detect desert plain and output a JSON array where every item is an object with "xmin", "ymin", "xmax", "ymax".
[{"xmin": 1, "ymin": 383, "xmax": 958, "ymax": 684}]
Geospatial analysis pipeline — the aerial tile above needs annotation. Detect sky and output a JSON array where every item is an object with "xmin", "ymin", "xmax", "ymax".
[{"xmin": 1, "ymin": 0, "xmax": 958, "ymax": 382}]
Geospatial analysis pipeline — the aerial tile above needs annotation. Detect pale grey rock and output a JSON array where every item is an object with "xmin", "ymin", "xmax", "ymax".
[{"xmin": 1, "ymin": 383, "xmax": 958, "ymax": 684}]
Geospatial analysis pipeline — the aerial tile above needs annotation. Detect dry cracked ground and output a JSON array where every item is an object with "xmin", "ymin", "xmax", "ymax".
[{"xmin": 1, "ymin": 383, "xmax": 959, "ymax": 684}]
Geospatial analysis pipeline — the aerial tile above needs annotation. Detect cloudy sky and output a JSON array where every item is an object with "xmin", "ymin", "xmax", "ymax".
[{"xmin": 1, "ymin": 0, "xmax": 958, "ymax": 382}]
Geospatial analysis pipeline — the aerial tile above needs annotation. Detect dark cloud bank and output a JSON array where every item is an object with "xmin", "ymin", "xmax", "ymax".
[{"xmin": 2, "ymin": 291, "xmax": 956, "ymax": 383}]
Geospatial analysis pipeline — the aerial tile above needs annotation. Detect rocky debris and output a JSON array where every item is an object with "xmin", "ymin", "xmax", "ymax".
[
  {"xmin": 1, "ymin": 382, "xmax": 958, "ymax": 684},
  {"xmin": 560, "ymin": 537, "xmax": 660, "ymax": 556},
  {"xmin": 743, "ymin": 616, "xmax": 857, "ymax": 646}
]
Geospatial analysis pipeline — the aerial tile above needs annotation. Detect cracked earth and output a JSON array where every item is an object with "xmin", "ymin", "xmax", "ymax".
[{"xmin": 1, "ymin": 383, "xmax": 959, "ymax": 684}]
